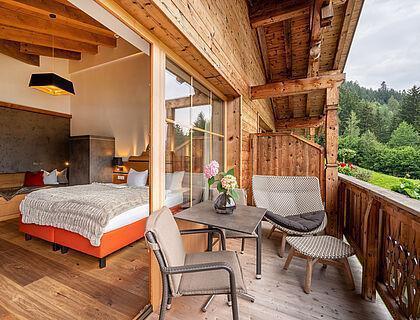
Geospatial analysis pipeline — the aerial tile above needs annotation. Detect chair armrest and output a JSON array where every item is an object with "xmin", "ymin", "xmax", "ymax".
[
  {"xmin": 162, "ymin": 261, "xmax": 237, "ymax": 295},
  {"xmin": 163, "ymin": 261, "xmax": 233, "ymax": 275},
  {"xmin": 180, "ymin": 228, "xmax": 226, "ymax": 250}
]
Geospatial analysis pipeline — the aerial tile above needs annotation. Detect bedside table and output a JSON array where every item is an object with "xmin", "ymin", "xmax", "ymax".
[{"xmin": 112, "ymin": 172, "xmax": 128, "ymax": 184}]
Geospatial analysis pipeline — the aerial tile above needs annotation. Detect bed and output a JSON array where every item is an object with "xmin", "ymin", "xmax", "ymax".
[{"xmin": 19, "ymin": 183, "xmax": 186, "ymax": 268}]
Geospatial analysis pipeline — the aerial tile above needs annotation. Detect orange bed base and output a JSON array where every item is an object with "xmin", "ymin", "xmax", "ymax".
[{"xmin": 19, "ymin": 216, "xmax": 147, "ymax": 267}]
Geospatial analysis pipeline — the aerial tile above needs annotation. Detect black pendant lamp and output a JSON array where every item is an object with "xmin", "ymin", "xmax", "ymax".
[{"xmin": 29, "ymin": 14, "xmax": 75, "ymax": 96}]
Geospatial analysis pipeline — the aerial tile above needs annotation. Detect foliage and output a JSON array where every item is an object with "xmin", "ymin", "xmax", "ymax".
[
  {"xmin": 338, "ymin": 148, "xmax": 357, "ymax": 163},
  {"xmin": 338, "ymin": 163, "xmax": 371, "ymax": 182},
  {"xmin": 368, "ymin": 171, "xmax": 415, "ymax": 190},
  {"xmin": 352, "ymin": 167, "xmax": 372, "ymax": 182},
  {"xmin": 338, "ymin": 162, "xmax": 353, "ymax": 176},
  {"xmin": 391, "ymin": 179, "xmax": 420, "ymax": 200},
  {"xmin": 388, "ymin": 121, "xmax": 420, "ymax": 148},
  {"xmin": 338, "ymin": 81, "xmax": 420, "ymax": 179},
  {"xmin": 400, "ymin": 86, "xmax": 420, "ymax": 131},
  {"xmin": 343, "ymin": 111, "xmax": 360, "ymax": 138}
]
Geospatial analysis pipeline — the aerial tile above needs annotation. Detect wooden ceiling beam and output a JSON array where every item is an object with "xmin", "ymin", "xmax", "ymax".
[
  {"xmin": 283, "ymin": 20, "xmax": 292, "ymax": 78},
  {"xmin": 20, "ymin": 43, "xmax": 81, "ymax": 60},
  {"xmin": 0, "ymin": 5, "xmax": 116, "ymax": 47},
  {"xmin": 276, "ymin": 115, "xmax": 325, "ymax": 130},
  {"xmin": 256, "ymin": 27, "xmax": 271, "ymax": 81},
  {"xmin": 333, "ymin": 0, "xmax": 356, "ymax": 70},
  {"xmin": 251, "ymin": 73, "xmax": 345, "ymax": 100},
  {"xmin": 250, "ymin": 0, "xmax": 311, "ymax": 28},
  {"xmin": 0, "ymin": 24, "xmax": 98, "ymax": 54},
  {"xmin": 0, "ymin": 39, "xmax": 39, "ymax": 66},
  {"xmin": 0, "ymin": 0, "xmax": 113, "ymax": 36},
  {"xmin": 306, "ymin": 0, "xmax": 323, "ymax": 117}
]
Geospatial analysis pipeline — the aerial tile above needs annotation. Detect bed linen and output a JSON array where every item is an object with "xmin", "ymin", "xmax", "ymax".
[
  {"xmin": 21, "ymin": 183, "xmax": 149, "ymax": 246},
  {"xmin": 103, "ymin": 190, "xmax": 184, "ymax": 232}
]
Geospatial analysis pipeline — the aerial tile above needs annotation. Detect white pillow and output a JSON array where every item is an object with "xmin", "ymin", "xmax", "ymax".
[
  {"xmin": 57, "ymin": 168, "xmax": 68, "ymax": 184},
  {"xmin": 165, "ymin": 173, "xmax": 173, "ymax": 190},
  {"xmin": 127, "ymin": 168, "xmax": 148, "ymax": 187},
  {"xmin": 42, "ymin": 169, "xmax": 59, "ymax": 185},
  {"xmin": 170, "ymin": 171, "xmax": 184, "ymax": 190}
]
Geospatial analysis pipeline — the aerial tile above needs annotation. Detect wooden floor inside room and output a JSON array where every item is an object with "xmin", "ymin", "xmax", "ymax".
[
  {"xmin": 148, "ymin": 222, "xmax": 392, "ymax": 320},
  {"xmin": 0, "ymin": 218, "xmax": 149, "ymax": 320}
]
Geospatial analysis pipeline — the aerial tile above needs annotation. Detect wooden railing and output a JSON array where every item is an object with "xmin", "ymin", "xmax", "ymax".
[
  {"xmin": 250, "ymin": 132, "xmax": 325, "ymax": 200},
  {"xmin": 338, "ymin": 174, "xmax": 420, "ymax": 319}
]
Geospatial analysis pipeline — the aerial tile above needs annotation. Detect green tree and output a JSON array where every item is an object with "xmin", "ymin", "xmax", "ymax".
[
  {"xmin": 400, "ymin": 86, "xmax": 420, "ymax": 131},
  {"xmin": 343, "ymin": 111, "xmax": 360, "ymax": 137},
  {"xmin": 356, "ymin": 130, "xmax": 381, "ymax": 168},
  {"xmin": 388, "ymin": 122, "xmax": 420, "ymax": 148}
]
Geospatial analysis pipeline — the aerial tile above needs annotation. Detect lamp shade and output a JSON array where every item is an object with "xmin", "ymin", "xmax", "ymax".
[
  {"xmin": 29, "ymin": 73, "xmax": 75, "ymax": 96},
  {"xmin": 112, "ymin": 157, "xmax": 123, "ymax": 166}
]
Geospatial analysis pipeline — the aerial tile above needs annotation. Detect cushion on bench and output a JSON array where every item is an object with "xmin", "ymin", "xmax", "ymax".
[{"xmin": 265, "ymin": 210, "xmax": 325, "ymax": 232}]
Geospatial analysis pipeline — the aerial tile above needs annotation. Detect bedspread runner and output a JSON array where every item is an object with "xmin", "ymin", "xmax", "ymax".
[{"xmin": 21, "ymin": 183, "xmax": 149, "ymax": 246}]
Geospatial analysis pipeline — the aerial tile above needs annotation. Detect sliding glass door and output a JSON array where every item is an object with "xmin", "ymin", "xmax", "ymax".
[{"xmin": 165, "ymin": 59, "xmax": 225, "ymax": 210}]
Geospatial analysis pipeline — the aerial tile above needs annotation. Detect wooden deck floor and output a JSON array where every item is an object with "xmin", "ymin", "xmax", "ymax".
[
  {"xmin": 148, "ymin": 221, "xmax": 392, "ymax": 320},
  {"xmin": 0, "ymin": 218, "xmax": 149, "ymax": 320},
  {"xmin": 0, "ymin": 219, "xmax": 392, "ymax": 320}
]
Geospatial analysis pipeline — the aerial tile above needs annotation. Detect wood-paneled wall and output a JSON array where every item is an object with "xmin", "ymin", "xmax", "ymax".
[
  {"xmin": 250, "ymin": 132, "xmax": 325, "ymax": 202},
  {"xmin": 112, "ymin": 0, "xmax": 276, "ymax": 187}
]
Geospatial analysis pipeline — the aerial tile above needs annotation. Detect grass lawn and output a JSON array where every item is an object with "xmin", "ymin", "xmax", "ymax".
[{"xmin": 368, "ymin": 170, "xmax": 419, "ymax": 190}]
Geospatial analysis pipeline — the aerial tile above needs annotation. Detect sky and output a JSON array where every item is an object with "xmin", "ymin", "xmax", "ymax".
[{"xmin": 345, "ymin": 0, "xmax": 420, "ymax": 91}]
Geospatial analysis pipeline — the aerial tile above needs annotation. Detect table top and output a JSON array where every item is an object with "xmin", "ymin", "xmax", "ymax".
[{"xmin": 174, "ymin": 201, "xmax": 267, "ymax": 235}]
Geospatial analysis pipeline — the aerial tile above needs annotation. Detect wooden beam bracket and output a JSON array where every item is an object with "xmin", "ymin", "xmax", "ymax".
[{"xmin": 251, "ymin": 73, "xmax": 345, "ymax": 100}]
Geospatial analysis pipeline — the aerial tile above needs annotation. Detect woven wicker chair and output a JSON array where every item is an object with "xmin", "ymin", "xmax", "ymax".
[
  {"xmin": 145, "ymin": 207, "xmax": 247, "ymax": 320},
  {"xmin": 252, "ymin": 175, "xmax": 327, "ymax": 257}
]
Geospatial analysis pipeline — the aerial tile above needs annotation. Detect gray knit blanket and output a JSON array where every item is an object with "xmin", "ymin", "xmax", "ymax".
[{"xmin": 20, "ymin": 183, "xmax": 149, "ymax": 246}]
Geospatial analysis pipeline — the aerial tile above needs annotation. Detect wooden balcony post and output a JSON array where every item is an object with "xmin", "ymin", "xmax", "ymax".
[
  {"xmin": 226, "ymin": 96, "xmax": 242, "ymax": 186},
  {"xmin": 361, "ymin": 198, "xmax": 380, "ymax": 301},
  {"xmin": 325, "ymin": 84, "xmax": 339, "ymax": 236}
]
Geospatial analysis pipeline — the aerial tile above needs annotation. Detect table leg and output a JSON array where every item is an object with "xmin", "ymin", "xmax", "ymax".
[
  {"xmin": 207, "ymin": 226, "xmax": 213, "ymax": 252},
  {"xmin": 256, "ymin": 222, "xmax": 262, "ymax": 279}
]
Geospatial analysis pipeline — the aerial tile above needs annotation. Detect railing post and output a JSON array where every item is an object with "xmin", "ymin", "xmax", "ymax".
[
  {"xmin": 325, "ymin": 84, "xmax": 339, "ymax": 236},
  {"xmin": 337, "ymin": 181, "xmax": 346, "ymax": 239},
  {"xmin": 361, "ymin": 197, "xmax": 381, "ymax": 301}
]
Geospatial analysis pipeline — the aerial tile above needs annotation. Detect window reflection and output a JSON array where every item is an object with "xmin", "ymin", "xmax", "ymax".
[
  {"xmin": 165, "ymin": 60, "xmax": 225, "ymax": 210},
  {"xmin": 191, "ymin": 80, "xmax": 211, "ymax": 131},
  {"xmin": 165, "ymin": 60, "xmax": 191, "ymax": 127},
  {"xmin": 165, "ymin": 123, "xmax": 191, "ymax": 210}
]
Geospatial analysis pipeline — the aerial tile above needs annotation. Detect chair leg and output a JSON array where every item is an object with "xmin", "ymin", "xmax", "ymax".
[
  {"xmin": 341, "ymin": 258, "xmax": 355, "ymax": 290},
  {"xmin": 201, "ymin": 295, "xmax": 215, "ymax": 312},
  {"xmin": 279, "ymin": 233, "xmax": 287, "ymax": 258},
  {"xmin": 230, "ymin": 291, "xmax": 239, "ymax": 320},
  {"xmin": 267, "ymin": 225, "xmax": 276, "ymax": 239},
  {"xmin": 240, "ymin": 238, "xmax": 245, "ymax": 254},
  {"xmin": 159, "ymin": 275, "xmax": 169, "ymax": 320},
  {"xmin": 304, "ymin": 258, "xmax": 316, "ymax": 294},
  {"xmin": 283, "ymin": 247, "xmax": 295, "ymax": 270},
  {"xmin": 227, "ymin": 294, "xmax": 232, "ymax": 306},
  {"xmin": 166, "ymin": 296, "xmax": 172, "ymax": 310}
]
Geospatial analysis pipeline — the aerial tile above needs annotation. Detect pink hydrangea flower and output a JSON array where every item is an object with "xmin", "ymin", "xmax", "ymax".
[{"xmin": 204, "ymin": 160, "xmax": 219, "ymax": 179}]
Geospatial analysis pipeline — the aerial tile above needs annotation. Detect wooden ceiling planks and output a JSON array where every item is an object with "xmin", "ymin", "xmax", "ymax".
[
  {"xmin": 249, "ymin": 0, "xmax": 311, "ymax": 29},
  {"xmin": 0, "ymin": 3, "xmax": 116, "ymax": 47},
  {"xmin": 250, "ymin": 0, "xmax": 363, "ymax": 125},
  {"xmin": 0, "ymin": 0, "xmax": 117, "ymax": 64},
  {"xmin": 0, "ymin": 0, "xmax": 113, "ymax": 36}
]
